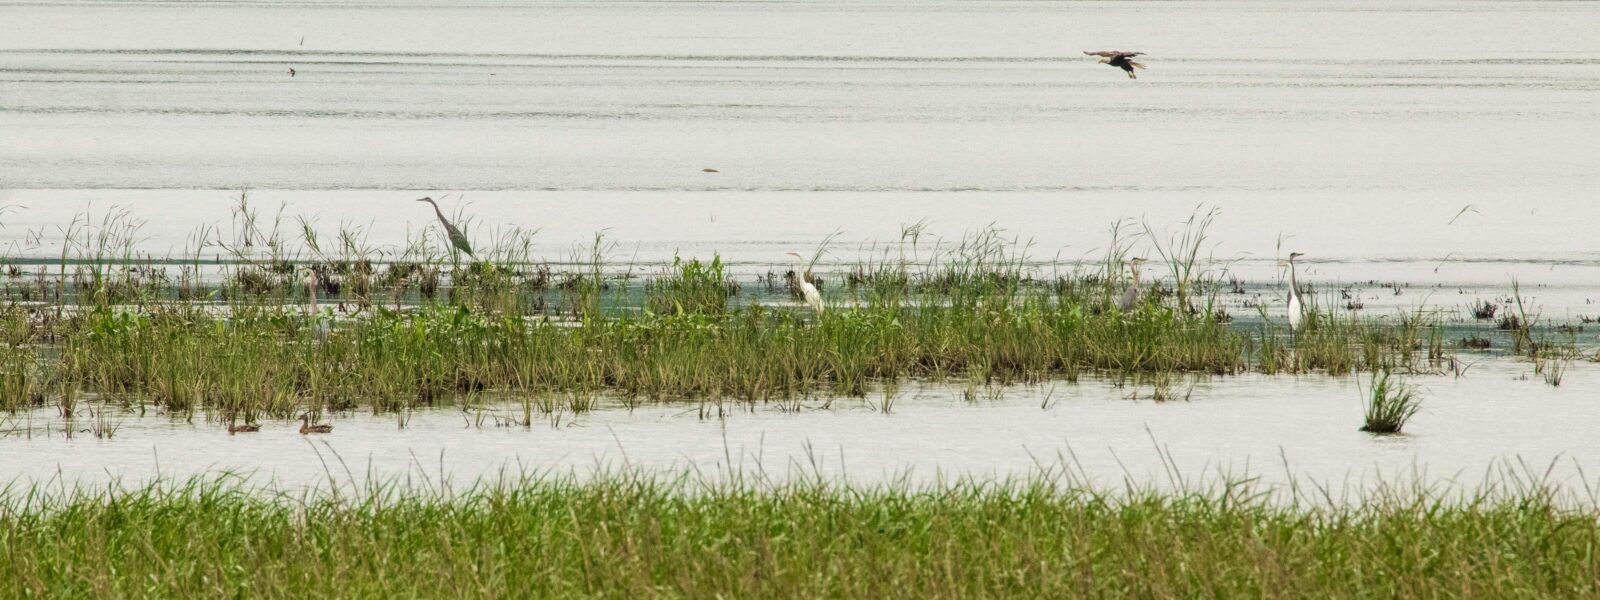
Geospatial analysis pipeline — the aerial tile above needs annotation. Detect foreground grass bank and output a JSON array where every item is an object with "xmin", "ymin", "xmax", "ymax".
[{"xmin": 2, "ymin": 474, "xmax": 1596, "ymax": 598}]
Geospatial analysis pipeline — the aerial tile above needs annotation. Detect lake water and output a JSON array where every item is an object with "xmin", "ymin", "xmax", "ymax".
[
  {"xmin": 2, "ymin": 0, "xmax": 1599, "ymax": 494},
  {"xmin": 4, "ymin": 361, "xmax": 1598, "ymax": 499}
]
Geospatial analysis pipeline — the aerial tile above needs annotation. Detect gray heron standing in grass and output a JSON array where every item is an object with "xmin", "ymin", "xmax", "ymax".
[
  {"xmin": 417, "ymin": 196, "xmax": 475, "ymax": 258},
  {"xmin": 785, "ymin": 251, "xmax": 823, "ymax": 314},
  {"xmin": 304, "ymin": 268, "xmax": 331, "ymax": 345},
  {"xmin": 1285, "ymin": 252, "xmax": 1306, "ymax": 332},
  {"xmin": 1084, "ymin": 51, "xmax": 1147, "ymax": 79},
  {"xmin": 1118, "ymin": 257, "xmax": 1148, "ymax": 312}
]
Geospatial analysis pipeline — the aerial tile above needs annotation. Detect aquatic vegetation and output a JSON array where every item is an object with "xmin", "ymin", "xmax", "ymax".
[
  {"xmin": 1360, "ymin": 368, "xmax": 1422, "ymax": 434},
  {"xmin": 0, "ymin": 205, "xmax": 1465, "ymax": 417},
  {"xmin": 1471, "ymin": 299, "xmax": 1499, "ymax": 320},
  {"xmin": 1534, "ymin": 343, "xmax": 1579, "ymax": 387},
  {"xmin": 2, "ymin": 471, "xmax": 1599, "ymax": 598},
  {"xmin": 645, "ymin": 255, "xmax": 738, "ymax": 316},
  {"xmin": 1253, "ymin": 302, "xmax": 1443, "ymax": 377},
  {"xmin": 1491, "ymin": 280, "xmax": 1585, "ymax": 386}
]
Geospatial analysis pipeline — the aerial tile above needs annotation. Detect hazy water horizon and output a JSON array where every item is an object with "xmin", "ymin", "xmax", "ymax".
[{"xmin": 3, "ymin": 0, "xmax": 1598, "ymax": 194}]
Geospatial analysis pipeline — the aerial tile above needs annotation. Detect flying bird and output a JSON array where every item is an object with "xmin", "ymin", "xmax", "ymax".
[
  {"xmin": 1448, "ymin": 204, "xmax": 1479, "ymax": 225},
  {"xmin": 288, "ymin": 67, "xmax": 296, "ymax": 77},
  {"xmin": 417, "ymin": 196, "xmax": 475, "ymax": 258},
  {"xmin": 1084, "ymin": 51, "xmax": 1146, "ymax": 79}
]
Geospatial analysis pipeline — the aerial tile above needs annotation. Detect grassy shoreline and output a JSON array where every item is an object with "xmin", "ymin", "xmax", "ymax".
[{"xmin": 3, "ymin": 472, "xmax": 1597, "ymax": 598}]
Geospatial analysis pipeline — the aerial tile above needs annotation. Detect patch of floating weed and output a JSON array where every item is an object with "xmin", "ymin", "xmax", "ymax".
[{"xmin": 1359, "ymin": 368, "xmax": 1422, "ymax": 434}]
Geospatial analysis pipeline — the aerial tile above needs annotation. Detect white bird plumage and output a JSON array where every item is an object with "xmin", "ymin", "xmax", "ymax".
[
  {"xmin": 786, "ymin": 251, "xmax": 823, "ymax": 314},
  {"xmin": 1285, "ymin": 252, "xmax": 1306, "ymax": 332}
]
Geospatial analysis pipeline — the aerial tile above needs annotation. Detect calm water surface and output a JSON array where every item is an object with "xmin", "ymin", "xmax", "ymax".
[
  {"xmin": 3, "ymin": 360, "xmax": 1597, "ymax": 497},
  {"xmin": 2, "ymin": 0, "xmax": 1599, "ymax": 492}
]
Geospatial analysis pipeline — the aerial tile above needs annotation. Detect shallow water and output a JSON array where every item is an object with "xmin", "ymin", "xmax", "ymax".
[
  {"xmin": 3, "ymin": 1, "xmax": 1599, "ymax": 493},
  {"xmin": 2, "ymin": 358, "xmax": 1596, "ymax": 497}
]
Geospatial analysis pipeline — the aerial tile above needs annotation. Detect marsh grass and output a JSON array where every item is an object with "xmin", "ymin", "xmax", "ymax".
[
  {"xmin": 646, "ymin": 254, "xmax": 737, "ymax": 316},
  {"xmin": 0, "ymin": 204, "xmax": 1459, "ymax": 418},
  {"xmin": 3, "ymin": 470, "xmax": 1600, "ymax": 598},
  {"xmin": 1498, "ymin": 280, "xmax": 1584, "ymax": 386},
  {"xmin": 1254, "ymin": 302, "xmax": 1444, "ymax": 377},
  {"xmin": 1536, "ymin": 343, "xmax": 1578, "ymax": 387},
  {"xmin": 1359, "ymin": 368, "xmax": 1422, "ymax": 434}
]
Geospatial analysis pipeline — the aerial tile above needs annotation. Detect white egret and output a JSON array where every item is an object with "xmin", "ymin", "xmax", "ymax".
[
  {"xmin": 1084, "ymin": 51, "xmax": 1147, "ymax": 79},
  {"xmin": 785, "ymin": 251, "xmax": 823, "ymax": 314},
  {"xmin": 1286, "ymin": 252, "xmax": 1306, "ymax": 332},
  {"xmin": 1117, "ymin": 257, "xmax": 1148, "ymax": 312},
  {"xmin": 417, "ymin": 196, "xmax": 475, "ymax": 258}
]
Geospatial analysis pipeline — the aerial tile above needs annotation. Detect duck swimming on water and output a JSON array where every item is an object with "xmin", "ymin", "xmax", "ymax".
[{"xmin": 299, "ymin": 414, "xmax": 333, "ymax": 435}]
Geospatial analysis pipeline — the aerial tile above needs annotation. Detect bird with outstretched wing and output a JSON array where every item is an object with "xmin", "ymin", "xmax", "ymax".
[{"xmin": 1084, "ymin": 51, "xmax": 1147, "ymax": 79}]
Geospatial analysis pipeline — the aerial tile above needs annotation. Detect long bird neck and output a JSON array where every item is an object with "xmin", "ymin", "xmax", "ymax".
[
  {"xmin": 307, "ymin": 275, "xmax": 318, "ymax": 314},
  {"xmin": 792, "ymin": 257, "xmax": 809, "ymax": 283},
  {"xmin": 1130, "ymin": 265, "xmax": 1141, "ymax": 289},
  {"xmin": 425, "ymin": 200, "xmax": 449, "ymax": 226},
  {"xmin": 1288, "ymin": 260, "xmax": 1299, "ymax": 298}
]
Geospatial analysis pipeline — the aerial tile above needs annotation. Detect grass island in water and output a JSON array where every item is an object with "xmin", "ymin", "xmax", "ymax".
[{"xmin": 0, "ymin": 205, "xmax": 1476, "ymax": 424}]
